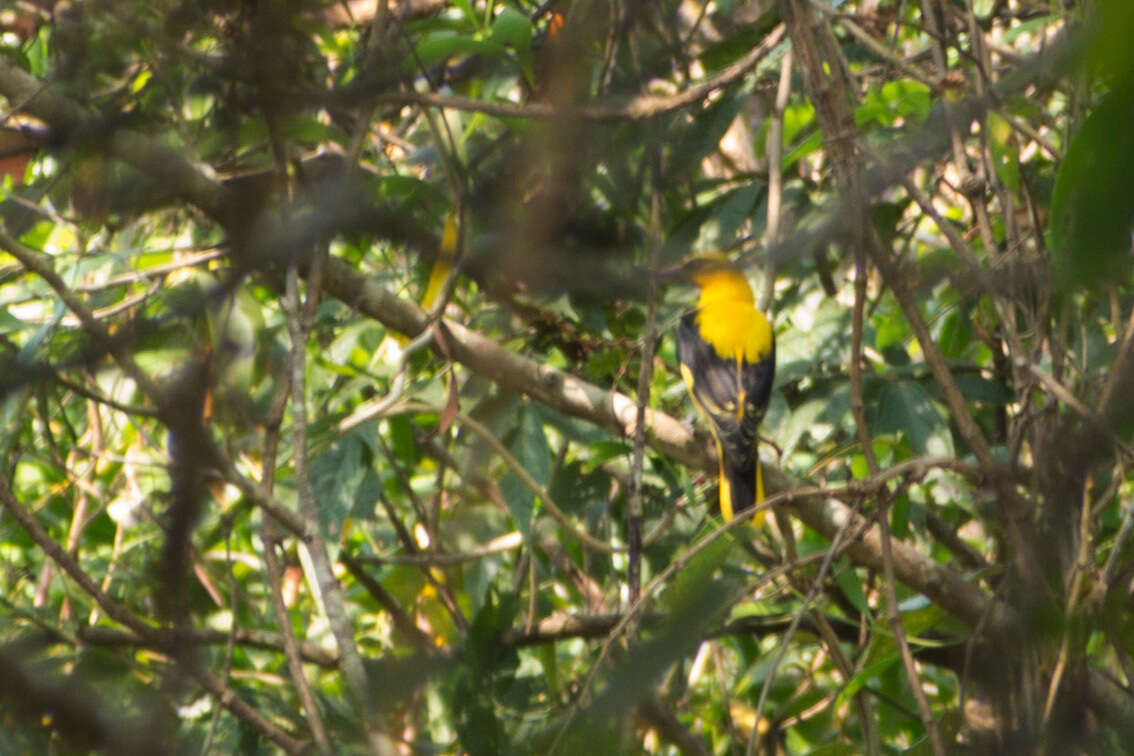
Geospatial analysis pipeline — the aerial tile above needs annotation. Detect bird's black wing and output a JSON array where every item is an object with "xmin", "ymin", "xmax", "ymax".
[{"xmin": 676, "ymin": 311, "xmax": 775, "ymax": 466}]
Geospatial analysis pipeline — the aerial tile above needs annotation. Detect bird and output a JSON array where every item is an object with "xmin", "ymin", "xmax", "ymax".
[{"xmin": 671, "ymin": 254, "xmax": 775, "ymax": 522}]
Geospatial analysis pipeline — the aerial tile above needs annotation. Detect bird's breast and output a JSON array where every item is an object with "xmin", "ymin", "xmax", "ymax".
[{"xmin": 695, "ymin": 304, "xmax": 772, "ymax": 363}]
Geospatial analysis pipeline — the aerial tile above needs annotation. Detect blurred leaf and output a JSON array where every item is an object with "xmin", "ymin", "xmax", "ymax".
[
  {"xmin": 661, "ymin": 527, "xmax": 731, "ymax": 610},
  {"xmin": 936, "ymin": 306, "xmax": 974, "ymax": 360},
  {"xmin": 781, "ymin": 129, "xmax": 823, "ymax": 172},
  {"xmin": 0, "ymin": 306, "xmax": 26, "ymax": 333},
  {"xmin": 949, "ymin": 374, "xmax": 1013, "ymax": 405},
  {"xmin": 1050, "ymin": 90, "xmax": 1134, "ymax": 290}
]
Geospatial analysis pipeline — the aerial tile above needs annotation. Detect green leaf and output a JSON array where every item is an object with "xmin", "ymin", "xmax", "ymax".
[
  {"xmin": 672, "ymin": 91, "xmax": 747, "ymax": 173},
  {"xmin": 698, "ymin": 20, "xmax": 779, "ymax": 71},
  {"xmin": 936, "ymin": 307, "xmax": 974, "ymax": 360},
  {"xmin": 549, "ymin": 460, "xmax": 611, "ymax": 517},
  {"xmin": 513, "ymin": 406, "xmax": 551, "ymax": 485},
  {"xmin": 857, "ymin": 79, "xmax": 931, "ymax": 127},
  {"xmin": 310, "ymin": 432, "xmax": 368, "ymax": 539},
  {"xmin": 409, "ymin": 32, "xmax": 506, "ymax": 70},
  {"xmin": 662, "ymin": 529, "xmax": 731, "ymax": 610},
  {"xmin": 834, "ymin": 557, "xmax": 870, "ymax": 615},
  {"xmin": 490, "ymin": 7, "xmax": 535, "ymax": 84},
  {"xmin": 987, "ymin": 112, "xmax": 1020, "ymax": 195},
  {"xmin": 279, "ymin": 116, "xmax": 348, "ymax": 147},
  {"xmin": 781, "ymin": 129, "xmax": 823, "ymax": 171},
  {"xmin": 353, "ymin": 468, "xmax": 383, "ymax": 522},
  {"xmin": 891, "ymin": 492, "xmax": 910, "ymax": 539},
  {"xmin": 782, "ymin": 100, "xmax": 816, "ymax": 146},
  {"xmin": 489, "ymin": 8, "xmax": 533, "ymax": 50},
  {"xmin": 713, "ymin": 182, "xmax": 765, "ymax": 246},
  {"xmin": 950, "ymin": 374, "xmax": 1013, "ymax": 405},
  {"xmin": 1050, "ymin": 90, "xmax": 1134, "ymax": 290},
  {"xmin": 873, "ymin": 380, "xmax": 954, "ymax": 457},
  {"xmin": 0, "ymin": 307, "xmax": 27, "ymax": 333},
  {"xmin": 500, "ymin": 407, "xmax": 551, "ymax": 544},
  {"xmin": 835, "ymin": 653, "xmax": 900, "ymax": 712},
  {"xmin": 776, "ymin": 397, "xmax": 827, "ymax": 459}
]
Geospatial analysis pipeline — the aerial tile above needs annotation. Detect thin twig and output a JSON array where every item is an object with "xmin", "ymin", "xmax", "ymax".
[
  {"xmin": 846, "ymin": 209, "xmax": 885, "ymax": 756},
  {"xmin": 260, "ymin": 366, "xmax": 333, "ymax": 755},
  {"xmin": 759, "ymin": 46, "xmax": 793, "ymax": 313},
  {"xmin": 337, "ymin": 326, "xmax": 436, "ymax": 432},
  {"xmin": 189, "ymin": 665, "xmax": 306, "ymax": 753},
  {"xmin": 284, "ymin": 253, "xmax": 390, "ymax": 755},
  {"xmin": 627, "ymin": 175, "xmax": 663, "ymax": 604}
]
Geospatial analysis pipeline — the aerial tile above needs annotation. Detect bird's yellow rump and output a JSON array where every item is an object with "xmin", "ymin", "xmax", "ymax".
[{"xmin": 673, "ymin": 254, "xmax": 775, "ymax": 522}]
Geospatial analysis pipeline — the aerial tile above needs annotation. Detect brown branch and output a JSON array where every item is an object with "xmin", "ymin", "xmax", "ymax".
[
  {"xmin": 322, "ymin": 260, "xmax": 710, "ymax": 469},
  {"xmin": 190, "ymin": 664, "xmax": 307, "ymax": 753},
  {"xmin": 362, "ymin": 25, "xmax": 786, "ymax": 122},
  {"xmin": 501, "ymin": 612, "xmax": 628, "ymax": 646},
  {"xmin": 77, "ymin": 626, "xmax": 340, "ymax": 668}
]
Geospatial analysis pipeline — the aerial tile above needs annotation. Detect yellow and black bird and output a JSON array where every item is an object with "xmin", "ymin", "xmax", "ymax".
[{"xmin": 672, "ymin": 254, "xmax": 775, "ymax": 522}]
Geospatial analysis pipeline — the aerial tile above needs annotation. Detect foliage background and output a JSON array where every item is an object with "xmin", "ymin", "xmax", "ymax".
[{"xmin": 2, "ymin": 0, "xmax": 1133, "ymax": 753}]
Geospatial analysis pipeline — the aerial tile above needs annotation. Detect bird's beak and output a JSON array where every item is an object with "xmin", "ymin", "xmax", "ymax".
[{"xmin": 657, "ymin": 261, "xmax": 688, "ymax": 284}]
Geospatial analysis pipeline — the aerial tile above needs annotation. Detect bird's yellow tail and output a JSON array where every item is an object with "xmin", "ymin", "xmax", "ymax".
[{"xmin": 719, "ymin": 451, "xmax": 765, "ymax": 526}]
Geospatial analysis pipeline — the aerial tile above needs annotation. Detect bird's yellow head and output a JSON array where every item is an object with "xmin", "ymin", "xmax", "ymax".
[
  {"xmin": 667, "ymin": 252, "xmax": 770, "ymax": 363},
  {"xmin": 671, "ymin": 253, "xmax": 756, "ymax": 308}
]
